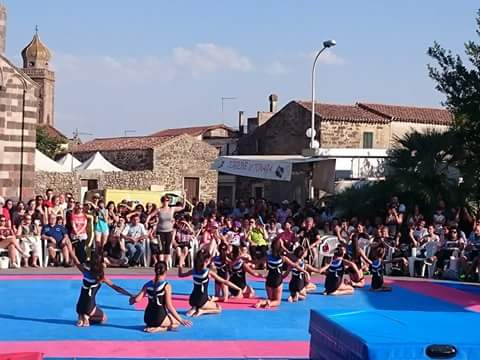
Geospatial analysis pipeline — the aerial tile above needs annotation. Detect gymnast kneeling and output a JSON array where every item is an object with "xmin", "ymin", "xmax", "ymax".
[
  {"xmin": 130, "ymin": 261, "xmax": 192, "ymax": 332},
  {"xmin": 71, "ymin": 250, "xmax": 132, "ymax": 327},
  {"xmin": 321, "ymin": 246, "xmax": 355, "ymax": 296},
  {"xmin": 179, "ymin": 248, "xmax": 241, "ymax": 317},
  {"xmin": 366, "ymin": 247, "xmax": 392, "ymax": 292}
]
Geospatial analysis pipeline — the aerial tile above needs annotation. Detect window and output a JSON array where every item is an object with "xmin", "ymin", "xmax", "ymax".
[{"xmin": 363, "ymin": 132, "xmax": 373, "ymax": 149}]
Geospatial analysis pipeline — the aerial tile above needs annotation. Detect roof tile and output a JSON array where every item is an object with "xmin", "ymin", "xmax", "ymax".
[
  {"xmin": 357, "ymin": 103, "xmax": 453, "ymax": 125},
  {"xmin": 297, "ymin": 101, "xmax": 388, "ymax": 123}
]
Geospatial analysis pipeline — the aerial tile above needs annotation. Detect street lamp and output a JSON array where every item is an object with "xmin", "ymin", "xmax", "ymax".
[{"xmin": 308, "ymin": 39, "xmax": 336, "ymax": 150}]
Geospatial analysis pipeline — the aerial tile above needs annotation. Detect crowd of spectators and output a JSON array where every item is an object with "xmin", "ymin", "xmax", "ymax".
[{"xmin": 0, "ymin": 189, "xmax": 479, "ymax": 282}]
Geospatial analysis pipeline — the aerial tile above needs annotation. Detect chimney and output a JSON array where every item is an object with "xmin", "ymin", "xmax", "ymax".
[
  {"xmin": 238, "ymin": 111, "xmax": 247, "ymax": 135},
  {"xmin": 268, "ymin": 93, "xmax": 278, "ymax": 113},
  {"xmin": 0, "ymin": 5, "xmax": 6, "ymax": 55}
]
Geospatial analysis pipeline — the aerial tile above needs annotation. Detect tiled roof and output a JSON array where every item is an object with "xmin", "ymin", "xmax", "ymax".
[
  {"xmin": 357, "ymin": 103, "xmax": 453, "ymax": 125},
  {"xmin": 297, "ymin": 101, "xmax": 388, "ymax": 123},
  {"xmin": 296, "ymin": 101, "xmax": 453, "ymax": 125},
  {"xmin": 151, "ymin": 124, "xmax": 235, "ymax": 137},
  {"xmin": 75, "ymin": 135, "xmax": 175, "ymax": 153},
  {"xmin": 38, "ymin": 124, "xmax": 68, "ymax": 140}
]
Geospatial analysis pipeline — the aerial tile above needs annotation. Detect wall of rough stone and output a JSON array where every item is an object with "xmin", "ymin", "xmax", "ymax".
[
  {"xmin": 320, "ymin": 121, "xmax": 390, "ymax": 148},
  {"xmin": 0, "ymin": 60, "xmax": 38, "ymax": 200},
  {"xmin": 390, "ymin": 122, "xmax": 450, "ymax": 145},
  {"xmin": 74, "ymin": 148, "xmax": 153, "ymax": 171},
  {"xmin": 154, "ymin": 135, "xmax": 218, "ymax": 203},
  {"xmin": 35, "ymin": 136, "xmax": 219, "ymax": 203}
]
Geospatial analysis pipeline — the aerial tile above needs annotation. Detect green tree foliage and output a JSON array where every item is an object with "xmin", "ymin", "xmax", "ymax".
[
  {"xmin": 427, "ymin": 9, "xmax": 480, "ymax": 198},
  {"xmin": 36, "ymin": 126, "xmax": 64, "ymax": 159}
]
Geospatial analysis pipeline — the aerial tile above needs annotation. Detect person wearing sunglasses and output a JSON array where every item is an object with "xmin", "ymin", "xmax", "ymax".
[{"xmin": 146, "ymin": 195, "xmax": 185, "ymax": 268}]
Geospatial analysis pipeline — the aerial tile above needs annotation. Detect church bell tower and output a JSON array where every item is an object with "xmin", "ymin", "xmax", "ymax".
[{"xmin": 21, "ymin": 27, "xmax": 55, "ymax": 126}]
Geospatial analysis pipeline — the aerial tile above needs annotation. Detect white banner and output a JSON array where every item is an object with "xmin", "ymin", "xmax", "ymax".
[{"xmin": 213, "ymin": 157, "xmax": 292, "ymax": 181}]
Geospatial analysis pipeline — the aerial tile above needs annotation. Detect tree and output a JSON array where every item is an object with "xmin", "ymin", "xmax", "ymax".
[
  {"xmin": 36, "ymin": 126, "xmax": 64, "ymax": 159},
  {"xmin": 428, "ymin": 9, "xmax": 480, "ymax": 199}
]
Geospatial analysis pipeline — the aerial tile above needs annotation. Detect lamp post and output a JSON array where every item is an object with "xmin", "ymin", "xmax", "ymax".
[{"xmin": 308, "ymin": 39, "xmax": 336, "ymax": 150}]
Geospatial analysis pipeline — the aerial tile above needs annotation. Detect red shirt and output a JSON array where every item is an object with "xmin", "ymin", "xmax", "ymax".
[
  {"xmin": 71, "ymin": 213, "xmax": 87, "ymax": 235},
  {"xmin": 2, "ymin": 208, "xmax": 10, "ymax": 222}
]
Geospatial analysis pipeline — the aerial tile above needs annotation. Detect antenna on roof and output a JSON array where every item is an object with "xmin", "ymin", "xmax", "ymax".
[
  {"xmin": 124, "ymin": 130, "xmax": 136, "ymax": 137},
  {"xmin": 71, "ymin": 128, "xmax": 93, "ymax": 171}
]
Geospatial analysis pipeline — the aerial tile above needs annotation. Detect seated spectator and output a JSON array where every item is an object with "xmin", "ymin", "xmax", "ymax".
[
  {"xmin": 265, "ymin": 217, "xmax": 282, "ymax": 242},
  {"xmin": 224, "ymin": 220, "xmax": 242, "ymax": 247},
  {"xmin": 121, "ymin": 214, "xmax": 148, "ymax": 266},
  {"xmin": 17, "ymin": 214, "xmax": 41, "ymax": 267},
  {"xmin": 173, "ymin": 216, "xmax": 195, "ymax": 265},
  {"xmin": 298, "ymin": 217, "xmax": 322, "ymax": 264},
  {"xmin": 248, "ymin": 218, "xmax": 268, "ymax": 266},
  {"xmin": 278, "ymin": 220, "xmax": 297, "ymax": 252},
  {"xmin": 231, "ymin": 200, "xmax": 248, "ymax": 220},
  {"xmin": 104, "ymin": 234, "xmax": 128, "ymax": 267},
  {"xmin": 41, "ymin": 214, "xmax": 73, "ymax": 267},
  {"xmin": 276, "ymin": 200, "xmax": 292, "ymax": 225},
  {"xmin": 69, "ymin": 202, "xmax": 88, "ymax": 264},
  {"xmin": 0, "ymin": 197, "xmax": 12, "ymax": 228},
  {"xmin": 0, "ymin": 214, "xmax": 24, "ymax": 268},
  {"xmin": 463, "ymin": 224, "xmax": 480, "ymax": 280}
]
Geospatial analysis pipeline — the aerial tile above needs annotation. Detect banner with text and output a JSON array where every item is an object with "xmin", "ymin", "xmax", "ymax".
[{"xmin": 213, "ymin": 158, "xmax": 293, "ymax": 181}]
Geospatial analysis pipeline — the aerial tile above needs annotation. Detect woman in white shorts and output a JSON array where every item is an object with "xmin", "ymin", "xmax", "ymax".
[{"xmin": 16, "ymin": 214, "xmax": 41, "ymax": 267}]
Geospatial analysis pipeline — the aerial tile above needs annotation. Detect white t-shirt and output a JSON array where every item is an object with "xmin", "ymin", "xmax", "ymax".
[{"xmin": 122, "ymin": 223, "xmax": 147, "ymax": 240}]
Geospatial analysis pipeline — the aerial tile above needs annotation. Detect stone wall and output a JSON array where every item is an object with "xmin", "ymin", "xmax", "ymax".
[
  {"xmin": 35, "ymin": 135, "xmax": 219, "ymax": 203},
  {"xmin": 320, "ymin": 121, "xmax": 390, "ymax": 148},
  {"xmin": 75, "ymin": 148, "xmax": 153, "ymax": 171},
  {"xmin": 154, "ymin": 135, "xmax": 218, "ymax": 202},
  {"xmin": 0, "ymin": 60, "xmax": 38, "ymax": 200},
  {"xmin": 390, "ymin": 121, "xmax": 450, "ymax": 145}
]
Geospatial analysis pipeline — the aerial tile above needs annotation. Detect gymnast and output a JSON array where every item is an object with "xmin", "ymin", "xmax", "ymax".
[
  {"xmin": 212, "ymin": 242, "xmax": 231, "ymax": 302},
  {"xmin": 364, "ymin": 247, "xmax": 392, "ymax": 292},
  {"xmin": 129, "ymin": 261, "xmax": 192, "ymax": 332},
  {"xmin": 70, "ymin": 249, "xmax": 132, "ymax": 327},
  {"xmin": 178, "ymin": 248, "xmax": 241, "ymax": 317},
  {"xmin": 229, "ymin": 244, "xmax": 264, "ymax": 298},
  {"xmin": 255, "ymin": 238, "xmax": 309, "ymax": 309},
  {"xmin": 320, "ymin": 246, "xmax": 356, "ymax": 296},
  {"xmin": 284, "ymin": 245, "xmax": 322, "ymax": 302}
]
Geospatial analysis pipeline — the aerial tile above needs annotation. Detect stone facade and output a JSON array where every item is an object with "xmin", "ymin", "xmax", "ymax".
[
  {"xmin": 320, "ymin": 121, "xmax": 391, "ymax": 148},
  {"xmin": 0, "ymin": 57, "xmax": 38, "ymax": 200},
  {"xmin": 53, "ymin": 134, "xmax": 219, "ymax": 203}
]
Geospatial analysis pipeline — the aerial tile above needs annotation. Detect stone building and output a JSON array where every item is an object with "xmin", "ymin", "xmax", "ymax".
[
  {"xmin": 238, "ymin": 100, "xmax": 453, "ymax": 154},
  {"xmin": 229, "ymin": 100, "xmax": 453, "ymax": 202},
  {"xmin": 0, "ymin": 5, "xmax": 40, "ymax": 200},
  {"xmin": 35, "ymin": 134, "xmax": 219, "ymax": 203},
  {"xmin": 151, "ymin": 124, "xmax": 238, "ymax": 156}
]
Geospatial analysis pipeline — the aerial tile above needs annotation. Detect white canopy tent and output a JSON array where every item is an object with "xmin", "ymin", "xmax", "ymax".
[
  {"xmin": 75, "ymin": 151, "xmax": 122, "ymax": 172},
  {"xmin": 35, "ymin": 149, "xmax": 70, "ymax": 172},
  {"xmin": 57, "ymin": 153, "xmax": 82, "ymax": 171}
]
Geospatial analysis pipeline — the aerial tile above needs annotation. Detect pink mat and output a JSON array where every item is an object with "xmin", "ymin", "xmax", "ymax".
[
  {"xmin": 0, "ymin": 340, "xmax": 309, "ymax": 358},
  {"xmin": 392, "ymin": 280, "xmax": 480, "ymax": 312},
  {"xmin": 134, "ymin": 294, "xmax": 277, "ymax": 311}
]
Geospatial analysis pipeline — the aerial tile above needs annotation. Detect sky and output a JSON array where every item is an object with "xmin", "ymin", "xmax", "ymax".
[{"xmin": 2, "ymin": 1, "xmax": 479, "ymax": 140}]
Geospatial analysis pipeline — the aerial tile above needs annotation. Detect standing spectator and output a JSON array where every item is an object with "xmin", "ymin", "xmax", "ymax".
[
  {"xmin": 41, "ymin": 214, "xmax": 73, "ymax": 266},
  {"xmin": 70, "ymin": 203, "xmax": 88, "ymax": 263},
  {"xmin": 122, "ymin": 214, "xmax": 148, "ymax": 266},
  {"xmin": 276, "ymin": 200, "xmax": 292, "ymax": 225},
  {"xmin": 148, "ymin": 195, "xmax": 184, "ymax": 266},
  {"xmin": 12, "ymin": 201, "xmax": 26, "ymax": 230},
  {"xmin": 192, "ymin": 202, "xmax": 205, "ymax": 225},
  {"xmin": 0, "ymin": 214, "xmax": 24, "ymax": 267},
  {"xmin": 42, "ymin": 189, "xmax": 54, "ymax": 209},
  {"xmin": 5, "ymin": 199, "xmax": 14, "ymax": 221},
  {"xmin": 299, "ymin": 217, "xmax": 322, "ymax": 264},
  {"xmin": 94, "ymin": 200, "xmax": 109, "ymax": 247},
  {"xmin": 17, "ymin": 214, "xmax": 41, "ymax": 267},
  {"xmin": 106, "ymin": 201, "xmax": 119, "ymax": 233},
  {"xmin": 33, "ymin": 195, "xmax": 45, "ymax": 226}
]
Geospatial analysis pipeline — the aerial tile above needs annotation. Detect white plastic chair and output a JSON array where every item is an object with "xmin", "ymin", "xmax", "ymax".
[
  {"xmin": 408, "ymin": 241, "xmax": 439, "ymax": 278},
  {"xmin": 315, "ymin": 235, "xmax": 339, "ymax": 267},
  {"xmin": 42, "ymin": 239, "xmax": 63, "ymax": 267}
]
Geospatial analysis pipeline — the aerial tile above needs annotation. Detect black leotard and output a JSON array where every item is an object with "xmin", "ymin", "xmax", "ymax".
[
  {"xmin": 289, "ymin": 259, "xmax": 306, "ymax": 295},
  {"xmin": 76, "ymin": 270, "xmax": 101, "ymax": 315},
  {"xmin": 324, "ymin": 258, "xmax": 344, "ymax": 294},
  {"xmin": 266, "ymin": 253, "xmax": 283, "ymax": 288},
  {"xmin": 189, "ymin": 268, "xmax": 210, "ymax": 308},
  {"xmin": 370, "ymin": 259, "xmax": 384, "ymax": 290},
  {"xmin": 213, "ymin": 255, "xmax": 229, "ymax": 285},
  {"xmin": 144, "ymin": 280, "xmax": 168, "ymax": 327},
  {"xmin": 230, "ymin": 258, "xmax": 246, "ymax": 296}
]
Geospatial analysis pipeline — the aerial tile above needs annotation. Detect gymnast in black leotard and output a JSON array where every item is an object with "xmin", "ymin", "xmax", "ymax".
[
  {"xmin": 255, "ymin": 238, "xmax": 309, "ymax": 309},
  {"xmin": 130, "ymin": 261, "xmax": 192, "ymax": 332},
  {"xmin": 366, "ymin": 247, "xmax": 392, "ymax": 292},
  {"xmin": 178, "ymin": 248, "xmax": 241, "ymax": 317},
  {"xmin": 229, "ymin": 245, "xmax": 263, "ymax": 298},
  {"xmin": 213, "ymin": 243, "xmax": 230, "ymax": 301},
  {"xmin": 71, "ymin": 250, "xmax": 132, "ymax": 327},
  {"xmin": 285, "ymin": 246, "xmax": 322, "ymax": 302},
  {"xmin": 320, "ymin": 246, "xmax": 355, "ymax": 296}
]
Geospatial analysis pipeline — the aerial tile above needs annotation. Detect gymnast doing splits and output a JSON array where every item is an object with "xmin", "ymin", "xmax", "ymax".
[{"xmin": 129, "ymin": 261, "xmax": 192, "ymax": 332}]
